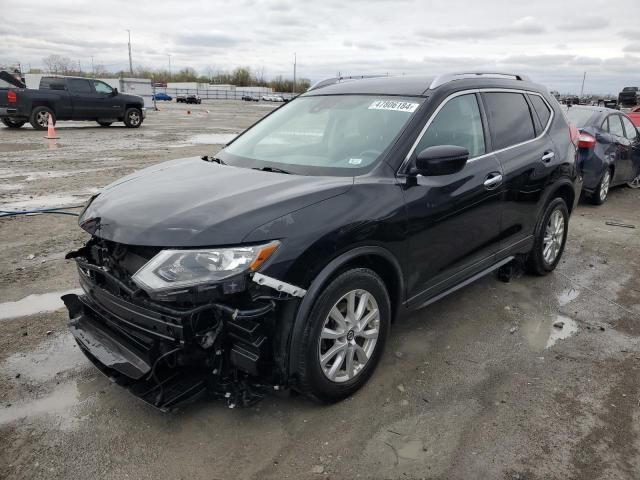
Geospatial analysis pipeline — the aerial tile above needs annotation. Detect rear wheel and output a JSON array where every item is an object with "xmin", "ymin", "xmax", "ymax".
[
  {"xmin": 526, "ymin": 198, "xmax": 569, "ymax": 276},
  {"xmin": 123, "ymin": 108, "xmax": 142, "ymax": 128},
  {"xmin": 627, "ymin": 172, "xmax": 640, "ymax": 189},
  {"xmin": 591, "ymin": 168, "xmax": 611, "ymax": 204},
  {"xmin": 1, "ymin": 118, "xmax": 26, "ymax": 128},
  {"xmin": 97, "ymin": 121, "xmax": 113, "ymax": 127},
  {"xmin": 292, "ymin": 268, "xmax": 390, "ymax": 403},
  {"xmin": 29, "ymin": 106, "xmax": 55, "ymax": 130}
]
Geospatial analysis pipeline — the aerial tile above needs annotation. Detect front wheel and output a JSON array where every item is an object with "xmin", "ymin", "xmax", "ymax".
[
  {"xmin": 526, "ymin": 198, "xmax": 569, "ymax": 276},
  {"xmin": 2, "ymin": 118, "xmax": 26, "ymax": 128},
  {"xmin": 292, "ymin": 268, "xmax": 390, "ymax": 403},
  {"xmin": 123, "ymin": 108, "xmax": 142, "ymax": 128}
]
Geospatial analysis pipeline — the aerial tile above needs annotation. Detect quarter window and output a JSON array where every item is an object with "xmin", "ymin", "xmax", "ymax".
[
  {"xmin": 608, "ymin": 115, "xmax": 624, "ymax": 137},
  {"xmin": 621, "ymin": 116, "xmax": 638, "ymax": 140},
  {"xmin": 415, "ymin": 94, "xmax": 485, "ymax": 158},
  {"xmin": 529, "ymin": 94, "xmax": 552, "ymax": 129},
  {"xmin": 483, "ymin": 92, "xmax": 536, "ymax": 150}
]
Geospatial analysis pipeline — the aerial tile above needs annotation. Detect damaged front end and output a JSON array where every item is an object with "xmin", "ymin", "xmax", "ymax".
[{"xmin": 63, "ymin": 237, "xmax": 304, "ymax": 411}]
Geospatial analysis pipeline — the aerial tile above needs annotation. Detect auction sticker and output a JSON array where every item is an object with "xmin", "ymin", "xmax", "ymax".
[{"xmin": 368, "ymin": 100, "xmax": 419, "ymax": 113}]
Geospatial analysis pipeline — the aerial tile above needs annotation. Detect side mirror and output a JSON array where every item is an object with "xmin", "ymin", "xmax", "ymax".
[
  {"xmin": 111, "ymin": 88, "xmax": 118, "ymax": 96},
  {"xmin": 413, "ymin": 145, "xmax": 469, "ymax": 176}
]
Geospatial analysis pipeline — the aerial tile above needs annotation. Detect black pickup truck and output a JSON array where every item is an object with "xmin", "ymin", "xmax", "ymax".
[
  {"xmin": 0, "ymin": 75, "xmax": 145, "ymax": 129},
  {"xmin": 618, "ymin": 86, "xmax": 640, "ymax": 108}
]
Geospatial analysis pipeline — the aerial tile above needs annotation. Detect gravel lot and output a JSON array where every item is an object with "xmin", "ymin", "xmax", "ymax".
[{"xmin": 1, "ymin": 100, "xmax": 639, "ymax": 480}]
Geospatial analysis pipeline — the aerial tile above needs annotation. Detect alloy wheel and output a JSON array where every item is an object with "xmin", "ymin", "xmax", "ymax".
[
  {"xmin": 37, "ymin": 111, "xmax": 49, "ymax": 128},
  {"xmin": 628, "ymin": 174, "xmax": 640, "ymax": 189},
  {"xmin": 128, "ymin": 111, "xmax": 140, "ymax": 126},
  {"xmin": 542, "ymin": 209, "xmax": 565, "ymax": 265},
  {"xmin": 600, "ymin": 171, "xmax": 610, "ymax": 201},
  {"xmin": 318, "ymin": 289, "xmax": 380, "ymax": 383}
]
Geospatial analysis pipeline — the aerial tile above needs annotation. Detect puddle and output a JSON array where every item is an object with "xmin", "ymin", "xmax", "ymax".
[
  {"xmin": 522, "ymin": 314, "xmax": 578, "ymax": 350},
  {"xmin": 0, "ymin": 381, "xmax": 83, "ymax": 427},
  {"xmin": 557, "ymin": 287, "xmax": 580, "ymax": 306},
  {"xmin": 189, "ymin": 133, "xmax": 238, "ymax": 145},
  {"xmin": 0, "ymin": 288, "xmax": 82, "ymax": 320},
  {"xmin": 1, "ymin": 333, "xmax": 86, "ymax": 382}
]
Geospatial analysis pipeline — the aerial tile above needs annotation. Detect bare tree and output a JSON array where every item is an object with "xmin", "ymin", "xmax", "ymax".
[{"xmin": 42, "ymin": 55, "xmax": 74, "ymax": 74}]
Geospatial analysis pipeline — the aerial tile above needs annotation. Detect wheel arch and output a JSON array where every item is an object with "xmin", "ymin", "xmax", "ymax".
[
  {"xmin": 542, "ymin": 178, "xmax": 578, "ymax": 215},
  {"xmin": 286, "ymin": 246, "xmax": 404, "ymax": 380}
]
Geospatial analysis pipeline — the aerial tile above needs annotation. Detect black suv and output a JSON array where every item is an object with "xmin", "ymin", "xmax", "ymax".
[{"xmin": 63, "ymin": 72, "xmax": 580, "ymax": 410}]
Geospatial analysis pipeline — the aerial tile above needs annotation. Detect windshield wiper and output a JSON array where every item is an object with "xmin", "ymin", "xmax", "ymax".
[
  {"xmin": 201, "ymin": 155, "xmax": 226, "ymax": 165},
  {"xmin": 252, "ymin": 166, "xmax": 293, "ymax": 175}
]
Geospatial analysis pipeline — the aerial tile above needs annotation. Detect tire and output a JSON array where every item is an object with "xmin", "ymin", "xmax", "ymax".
[
  {"xmin": 1, "ymin": 118, "xmax": 26, "ymax": 128},
  {"xmin": 123, "ymin": 108, "xmax": 142, "ymax": 128},
  {"xmin": 526, "ymin": 198, "xmax": 569, "ymax": 276},
  {"xmin": 627, "ymin": 171, "xmax": 640, "ymax": 189},
  {"xmin": 590, "ymin": 168, "xmax": 611, "ymax": 205},
  {"xmin": 97, "ymin": 121, "xmax": 112, "ymax": 127},
  {"xmin": 29, "ymin": 106, "xmax": 55, "ymax": 130},
  {"xmin": 292, "ymin": 268, "xmax": 391, "ymax": 403}
]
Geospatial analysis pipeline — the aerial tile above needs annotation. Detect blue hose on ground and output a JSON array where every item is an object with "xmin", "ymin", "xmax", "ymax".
[{"xmin": 0, "ymin": 205, "xmax": 84, "ymax": 218}]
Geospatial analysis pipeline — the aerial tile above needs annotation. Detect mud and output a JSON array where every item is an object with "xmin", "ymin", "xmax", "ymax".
[{"xmin": 1, "ymin": 100, "xmax": 639, "ymax": 480}]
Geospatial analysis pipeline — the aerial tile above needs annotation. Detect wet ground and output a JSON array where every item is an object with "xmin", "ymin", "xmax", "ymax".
[{"xmin": 1, "ymin": 101, "xmax": 639, "ymax": 480}]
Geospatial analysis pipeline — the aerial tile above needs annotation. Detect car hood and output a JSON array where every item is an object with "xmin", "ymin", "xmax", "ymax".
[
  {"xmin": 118, "ymin": 92, "xmax": 144, "ymax": 104},
  {"xmin": 80, "ymin": 157, "xmax": 352, "ymax": 246}
]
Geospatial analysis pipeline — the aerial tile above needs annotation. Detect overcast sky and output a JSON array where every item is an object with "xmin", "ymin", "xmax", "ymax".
[{"xmin": 1, "ymin": 0, "xmax": 639, "ymax": 94}]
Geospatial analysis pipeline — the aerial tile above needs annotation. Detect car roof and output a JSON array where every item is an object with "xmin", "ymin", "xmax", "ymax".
[{"xmin": 303, "ymin": 73, "xmax": 547, "ymax": 97}]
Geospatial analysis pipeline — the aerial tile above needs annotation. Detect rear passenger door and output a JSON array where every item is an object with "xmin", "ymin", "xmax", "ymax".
[
  {"xmin": 481, "ymin": 91, "xmax": 557, "ymax": 252},
  {"xmin": 607, "ymin": 115, "xmax": 632, "ymax": 183},
  {"xmin": 67, "ymin": 78, "xmax": 95, "ymax": 120},
  {"xmin": 620, "ymin": 115, "xmax": 640, "ymax": 182}
]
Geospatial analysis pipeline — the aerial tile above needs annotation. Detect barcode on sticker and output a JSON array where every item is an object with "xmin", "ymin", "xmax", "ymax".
[{"xmin": 368, "ymin": 100, "xmax": 419, "ymax": 113}]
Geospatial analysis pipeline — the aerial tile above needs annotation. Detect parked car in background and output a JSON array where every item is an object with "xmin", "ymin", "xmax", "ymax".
[
  {"xmin": 628, "ymin": 106, "xmax": 640, "ymax": 128},
  {"xmin": 0, "ymin": 75, "xmax": 145, "ymax": 129},
  {"xmin": 153, "ymin": 92, "xmax": 172, "ymax": 101},
  {"xmin": 177, "ymin": 94, "xmax": 201, "ymax": 104},
  {"xmin": 566, "ymin": 106, "xmax": 640, "ymax": 202},
  {"xmin": 241, "ymin": 94, "xmax": 260, "ymax": 102},
  {"xmin": 618, "ymin": 87, "xmax": 639, "ymax": 108},
  {"xmin": 63, "ymin": 72, "xmax": 580, "ymax": 410}
]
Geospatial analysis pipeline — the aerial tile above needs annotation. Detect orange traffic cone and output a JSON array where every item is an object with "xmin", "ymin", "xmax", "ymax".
[{"xmin": 44, "ymin": 114, "xmax": 58, "ymax": 139}]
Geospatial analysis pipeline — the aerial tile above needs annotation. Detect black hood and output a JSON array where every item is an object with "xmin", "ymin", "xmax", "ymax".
[
  {"xmin": 81, "ymin": 157, "xmax": 352, "ymax": 246},
  {"xmin": 118, "ymin": 92, "xmax": 144, "ymax": 105}
]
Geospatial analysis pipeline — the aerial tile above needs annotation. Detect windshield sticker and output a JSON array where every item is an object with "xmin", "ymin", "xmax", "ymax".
[
  {"xmin": 348, "ymin": 158, "xmax": 363, "ymax": 165},
  {"xmin": 368, "ymin": 100, "xmax": 419, "ymax": 113}
]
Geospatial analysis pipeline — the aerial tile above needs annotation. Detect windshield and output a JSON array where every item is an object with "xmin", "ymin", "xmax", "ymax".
[
  {"xmin": 565, "ymin": 107, "xmax": 597, "ymax": 128},
  {"xmin": 220, "ymin": 95, "xmax": 424, "ymax": 176}
]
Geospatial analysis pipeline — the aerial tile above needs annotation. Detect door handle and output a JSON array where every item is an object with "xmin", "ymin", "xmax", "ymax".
[
  {"xmin": 541, "ymin": 151, "xmax": 555, "ymax": 163},
  {"xmin": 483, "ymin": 173, "xmax": 503, "ymax": 189}
]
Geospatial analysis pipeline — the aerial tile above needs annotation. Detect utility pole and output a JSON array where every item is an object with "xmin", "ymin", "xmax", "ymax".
[
  {"xmin": 167, "ymin": 54, "xmax": 172, "ymax": 79},
  {"xmin": 91, "ymin": 56, "xmax": 94, "ymax": 77},
  {"xmin": 127, "ymin": 29, "xmax": 133, "ymax": 75},
  {"xmin": 580, "ymin": 71, "xmax": 587, "ymax": 99},
  {"xmin": 293, "ymin": 52, "xmax": 296, "ymax": 93}
]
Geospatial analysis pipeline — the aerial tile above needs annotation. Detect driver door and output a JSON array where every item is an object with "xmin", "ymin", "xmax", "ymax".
[
  {"xmin": 402, "ymin": 93, "xmax": 503, "ymax": 306},
  {"xmin": 91, "ymin": 80, "xmax": 121, "ymax": 118}
]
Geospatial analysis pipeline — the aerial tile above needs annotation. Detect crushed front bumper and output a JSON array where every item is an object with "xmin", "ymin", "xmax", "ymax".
[{"xmin": 63, "ymin": 266, "xmax": 278, "ymax": 411}]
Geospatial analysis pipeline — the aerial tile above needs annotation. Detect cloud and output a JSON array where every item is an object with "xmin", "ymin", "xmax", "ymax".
[
  {"xmin": 416, "ymin": 16, "xmax": 545, "ymax": 41},
  {"xmin": 623, "ymin": 44, "xmax": 640, "ymax": 53},
  {"xmin": 560, "ymin": 16, "xmax": 610, "ymax": 31},
  {"xmin": 173, "ymin": 33, "xmax": 242, "ymax": 48}
]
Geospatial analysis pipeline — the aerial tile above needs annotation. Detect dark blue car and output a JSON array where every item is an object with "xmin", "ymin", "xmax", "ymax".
[
  {"xmin": 153, "ymin": 92, "xmax": 172, "ymax": 101},
  {"xmin": 566, "ymin": 106, "xmax": 640, "ymax": 204}
]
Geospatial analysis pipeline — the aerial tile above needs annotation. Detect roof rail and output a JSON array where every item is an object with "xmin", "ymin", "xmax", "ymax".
[
  {"xmin": 307, "ymin": 74, "xmax": 388, "ymax": 92},
  {"xmin": 428, "ymin": 72, "xmax": 530, "ymax": 90}
]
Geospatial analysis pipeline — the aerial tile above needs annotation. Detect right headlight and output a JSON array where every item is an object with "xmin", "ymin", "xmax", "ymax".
[{"xmin": 132, "ymin": 241, "xmax": 279, "ymax": 293}]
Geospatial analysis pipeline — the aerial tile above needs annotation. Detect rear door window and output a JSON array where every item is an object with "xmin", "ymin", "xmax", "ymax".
[
  {"xmin": 528, "ymin": 94, "xmax": 552, "ymax": 129},
  {"xmin": 416, "ymin": 94, "xmax": 485, "ymax": 158},
  {"xmin": 608, "ymin": 115, "xmax": 624, "ymax": 137},
  {"xmin": 483, "ymin": 92, "xmax": 536, "ymax": 151},
  {"xmin": 67, "ymin": 79, "xmax": 92, "ymax": 94}
]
